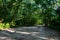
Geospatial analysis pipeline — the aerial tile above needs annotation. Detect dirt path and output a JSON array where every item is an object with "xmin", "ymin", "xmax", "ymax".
[{"xmin": 0, "ymin": 26, "xmax": 60, "ymax": 40}]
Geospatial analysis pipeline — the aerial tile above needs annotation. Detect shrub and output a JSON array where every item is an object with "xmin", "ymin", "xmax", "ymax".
[
  {"xmin": 0, "ymin": 23, "xmax": 10, "ymax": 29},
  {"xmin": 36, "ymin": 19, "xmax": 43, "ymax": 25}
]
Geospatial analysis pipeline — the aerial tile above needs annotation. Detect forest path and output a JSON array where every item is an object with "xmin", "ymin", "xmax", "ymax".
[{"xmin": 0, "ymin": 26, "xmax": 60, "ymax": 40}]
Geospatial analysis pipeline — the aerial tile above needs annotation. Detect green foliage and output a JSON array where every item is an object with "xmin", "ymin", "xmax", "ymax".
[
  {"xmin": 0, "ymin": 0, "xmax": 40, "ymax": 28},
  {"xmin": 0, "ymin": 23, "xmax": 4, "ymax": 29},
  {"xmin": 36, "ymin": 19, "xmax": 43, "ymax": 25},
  {"xmin": 4, "ymin": 23, "xmax": 10, "ymax": 28},
  {"xmin": 0, "ymin": 23, "xmax": 10, "ymax": 28},
  {"xmin": 0, "ymin": 0, "xmax": 60, "ymax": 30}
]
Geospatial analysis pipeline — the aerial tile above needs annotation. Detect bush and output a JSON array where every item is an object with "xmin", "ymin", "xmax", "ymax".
[
  {"xmin": 15, "ymin": 16, "xmax": 38, "ymax": 26},
  {"xmin": 36, "ymin": 19, "xmax": 43, "ymax": 25},
  {"xmin": 0, "ymin": 23, "xmax": 4, "ymax": 29},
  {"xmin": 0, "ymin": 23, "xmax": 10, "ymax": 29}
]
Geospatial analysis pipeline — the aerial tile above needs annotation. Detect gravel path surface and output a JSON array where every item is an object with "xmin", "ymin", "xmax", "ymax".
[{"xmin": 0, "ymin": 26, "xmax": 60, "ymax": 40}]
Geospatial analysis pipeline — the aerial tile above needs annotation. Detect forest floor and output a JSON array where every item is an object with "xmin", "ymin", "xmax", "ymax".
[{"xmin": 0, "ymin": 26, "xmax": 60, "ymax": 40}]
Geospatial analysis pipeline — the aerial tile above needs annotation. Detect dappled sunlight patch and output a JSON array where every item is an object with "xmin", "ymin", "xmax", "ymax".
[
  {"xmin": 16, "ymin": 31, "xmax": 31, "ymax": 34},
  {"xmin": 0, "ymin": 37, "xmax": 8, "ymax": 39},
  {"xmin": 30, "ymin": 32, "xmax": 39, "ymax": 35},
  {"xmin": 16, "ymin": 31, "xmax": 39, "ymax": 35},
  {"xmin": 0, "ymin": 28, "xmax": 15, "ymax": 33},
  {"xmin": 0, "ymin": 37, "xmax": 15, "ymax": 40},
  {"xmin": 39, "ymin": 37, "xmax": 48, "ymax": 39},
  {"xmin": 21, "ymin": 27, "xmax": 38, "ymax": 29},
  {"xmin": 5, "ymin": 28, "xmax": 15, "ymax": 32},
  {"xmin": 0, "ymin": 37, "xmax": 10, "ymax": 40},
  {"xmin": 49, "ymin": 38, "xmax": 55, "ymax": 40}
]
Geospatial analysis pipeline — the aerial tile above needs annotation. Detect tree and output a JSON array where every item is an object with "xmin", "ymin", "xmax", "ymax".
[{"xmin": 34, "ymin": 0, "xmax": 58, "ymax": 26}]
